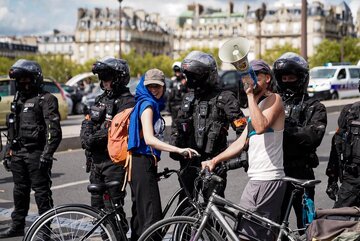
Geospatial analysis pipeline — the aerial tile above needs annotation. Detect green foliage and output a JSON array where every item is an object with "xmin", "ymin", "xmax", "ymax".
[
  {"xmin": 309, "ymin": 37, "xmax": 360, "ymax": 67},
  {"xmin": 0, "ymin": 46, "xmax": 222, "ymax": 81},
  {"xmin": 261, "ymin": 43, "xmax": 300, "ymax": 66}
]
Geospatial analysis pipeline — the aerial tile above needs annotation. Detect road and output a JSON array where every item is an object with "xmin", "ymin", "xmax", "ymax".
[{"xmin": 0, "ymin": 110, "xmax": 341, "ymax": 240}]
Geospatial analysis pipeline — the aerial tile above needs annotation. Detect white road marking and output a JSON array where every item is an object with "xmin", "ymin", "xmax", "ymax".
[{"xmin": 30, "ymin": 180, "xmax": 89, "ymax": 194}]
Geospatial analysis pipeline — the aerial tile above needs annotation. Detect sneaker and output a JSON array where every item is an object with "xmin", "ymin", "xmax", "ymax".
[{"xmin": 0, "ymin": 226, "xmax": 25, "ymax": 238}]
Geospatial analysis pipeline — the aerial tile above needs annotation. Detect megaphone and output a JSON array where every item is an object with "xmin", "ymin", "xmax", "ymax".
[{"xmin": 219, "ymin": 37, "xmax": 257, "ymax": 89}]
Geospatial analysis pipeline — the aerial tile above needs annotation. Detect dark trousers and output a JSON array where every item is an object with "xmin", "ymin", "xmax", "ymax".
[
  {"xmin": 129, "ymin": 154, "xmax": 162, "ymax": 241},
  {"xmin": 89, "ymin": 158, "xmax": 128, "ymax": 232},
  {"xmin": 281, "ymin": 166, "xmax": 315, "ymax": 230},
  {"xmin": 10, "ymin": 149, "xmax": 53, "ymax": 229},
  {"xmin": 334, "ymin": 173, "xmax": 360, "ymax": 208}
]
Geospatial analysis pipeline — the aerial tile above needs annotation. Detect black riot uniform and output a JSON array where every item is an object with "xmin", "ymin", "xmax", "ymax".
[
  {"xmin": 170, "ymin": 51, "xmax": 246, "ymax": 204},
  {"xmin": 0, "ymin": 59, "xmax": 62, "ymax": 238},
  {"xmin": 273, "ymin": 53, "xmax": 327, "ymax": 231},
  {"xmin": 80, "ymin": 56, "xmax": 134, "ymax": 233},
  {"xmin": 326, "ymin": 82, "xmax": 360, "ymax": 207},
  {"xmin": 168, "ymin": 61, "xmax": 187, "ymax": 124}
]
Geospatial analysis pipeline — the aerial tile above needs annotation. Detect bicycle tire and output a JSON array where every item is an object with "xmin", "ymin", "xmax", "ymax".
[
  {"xmin": 181, "ymin": 204, "xmax": 238, "ymax": 240},
  {"xmin": 138, "ymin": 216, "xmax": 223, "ymax": 241},
  {"xmin": 24, "ymin": 205, "xmax": 119, "ymax": 241}
]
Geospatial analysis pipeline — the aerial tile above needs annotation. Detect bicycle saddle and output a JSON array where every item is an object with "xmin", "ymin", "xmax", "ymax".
[{"xmin": 87, "ymin": 181, "xmax": 122, "ymax": 193}]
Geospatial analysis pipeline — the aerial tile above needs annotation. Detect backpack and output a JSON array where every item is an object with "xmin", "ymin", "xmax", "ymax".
[{"xmin": 107, "ymin": 107, "xmax": 133, "ymax": 189}]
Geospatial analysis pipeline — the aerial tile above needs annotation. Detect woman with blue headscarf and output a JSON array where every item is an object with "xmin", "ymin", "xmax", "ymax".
[{"xmin": 128, "ymin": 68, "xmax": 198, "ymax": 241}]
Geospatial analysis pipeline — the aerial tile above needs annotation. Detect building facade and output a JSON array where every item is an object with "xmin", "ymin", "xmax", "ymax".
[
  {"xmin": 73, "ymin": 7, "xmax": 173, "ymax": 64},
  {"xmin": 37, "ymin": 30, "xmax": 76, "ymax": 61},
  {"xmin": 174, "ymin": 1, "xmax": 356, "ymax": 63}
]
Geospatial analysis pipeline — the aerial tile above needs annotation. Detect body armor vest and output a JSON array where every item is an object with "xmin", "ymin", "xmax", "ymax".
[{"xmin": 17, "ymin": 95, "xmax": 46, "ymax": 148}]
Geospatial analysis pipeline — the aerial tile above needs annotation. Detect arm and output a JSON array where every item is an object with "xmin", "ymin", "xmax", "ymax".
[
  {"xmin": 219, "ymin": 91, "xmax": 247, "ymax": 137},
  {"xmin": 141, "ymin": 107, "xmax": 197, "ymax": 156},
  {"xmin": 41, "ymin": 94, "xmax": 62, "ymax": 160},
  {"xmin": 284, "ymin": 102, "xmax": 327, "ymax": 150},
  {"xmin": 248, "ymin": 93, "xmax": 284, "ymax": 133},
  {"xmin": 202, "ymin": 127, "xmax": 248, "ymax": 171}
]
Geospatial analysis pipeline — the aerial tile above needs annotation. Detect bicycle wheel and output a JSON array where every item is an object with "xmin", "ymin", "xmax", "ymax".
[
  {"xmin": 24, "ymin": 205, "xmax": 119, "ymax": 241},
  {"xmin": 138, "ymin": 216, "xmax": 223, "ymax": 241},
  {"xmin": 181, "ymin": 204, "xmax": 237, "ymax": 240}
]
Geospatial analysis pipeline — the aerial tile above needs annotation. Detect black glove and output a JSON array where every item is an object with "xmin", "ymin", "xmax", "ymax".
[
  {"xmin": 326, "ymin": 181, "xmax": 339, "ymax": 201},
  {"xmin": 85, "ymin": 150, "xmax": 93, "ymax": 173},
  {"xmin": 2, "ymin": 155, "xmax": 11, "ymax": 172},
  {"xmin": 39, "ymin": 155, "xmax": 53, "ymax": 171}
]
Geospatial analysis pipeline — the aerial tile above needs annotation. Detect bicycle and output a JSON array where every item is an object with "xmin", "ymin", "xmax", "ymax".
[
  {"xmin": 23, "ymin": 155, "xmax": 243, "ymax": 241},
  {"xmin": 138, "ymin": 169, "xmax": 321, "ymax": 241},
  {"xmin": 23, "ymin": 180, "xmax": 128, "ymax": 241}
]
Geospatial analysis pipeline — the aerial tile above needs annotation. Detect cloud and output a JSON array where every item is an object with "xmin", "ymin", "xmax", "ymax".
[{"xmin": 0, "ymin": 0, "xmax": 357, "ymax": 36}]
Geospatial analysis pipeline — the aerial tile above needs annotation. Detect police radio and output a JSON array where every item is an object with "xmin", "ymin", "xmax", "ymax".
[{"xmin": 218, "ymin": 37, "xmax": 257, "ymax": 90}]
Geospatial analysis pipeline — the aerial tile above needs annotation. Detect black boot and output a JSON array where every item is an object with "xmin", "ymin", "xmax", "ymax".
[{"xmin": 0, "ymin": 226, "xmax": 25, "ymax": 238}]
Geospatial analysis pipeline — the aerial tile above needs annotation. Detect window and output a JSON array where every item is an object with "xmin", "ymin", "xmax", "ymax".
[
  {"xmin": 42, "ymin": 82, "xmax": 60, "ymax": 94},
  {"xmin": 349, "ymin": 68, "xmax": 360, "ymax": 78},
  {"xmin": 0, "ymin": 80, "xmax": 10, "ymax": 97},
  {"xmin": 337, "ymin": 69, "xmax": 346, "ymax": 79}
]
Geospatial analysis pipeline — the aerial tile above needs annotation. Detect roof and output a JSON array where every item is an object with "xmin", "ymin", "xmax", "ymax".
[{"xmin": 65, "ymin": 72, "xmax": 95, "ymax": 86}]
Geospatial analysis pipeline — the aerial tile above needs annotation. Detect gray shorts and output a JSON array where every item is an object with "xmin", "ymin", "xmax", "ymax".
[{"xmin": 238, "ymin": 179, "xmax": 287, "ymax": 241}]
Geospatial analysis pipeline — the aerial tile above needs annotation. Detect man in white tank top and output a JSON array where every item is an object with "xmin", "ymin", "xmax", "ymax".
[{"xmin": 202, "ymin": 59, "xmax": 286, "ymax": 241}]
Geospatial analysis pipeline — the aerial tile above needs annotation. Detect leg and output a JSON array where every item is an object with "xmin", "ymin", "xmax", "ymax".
[
  {"xmin": 89, "ymin": 162, "xmax": 105, "ymax": 210},
  {"xmin": 29, "ymin": 151, "xmax": 54, "ymax": 216},
  {"xmin": 102, "ymin": 159, "xmax": 129, "ymax": 233},
  {"xmin": 129, "ymin": 155, "xmax": 162, "ymax": 241},
  {"xmin": 334, "ymin": 176, "xmax": 360, "ymax": 208}
]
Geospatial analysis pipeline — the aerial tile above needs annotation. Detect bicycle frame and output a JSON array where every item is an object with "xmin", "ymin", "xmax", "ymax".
[{"xmin": 192, "ymin": 184, "xmax": 302, "ymax": 241}]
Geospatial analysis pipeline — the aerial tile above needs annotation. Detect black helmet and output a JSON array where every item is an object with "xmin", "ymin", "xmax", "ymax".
[
  {"xmin": 9, "ymin": 59, "xmax": 43, "ymax": 90},
  {"xmin": 273, "ymin": 52, "xmax": 309, "ymax": 96},
  {"xmin": 181, "ymin": 51, "xmax": 218, "ymax": 89},
  {"xmin": 92, "ymin": 56, "xmax": 130, "ymax": 92}
]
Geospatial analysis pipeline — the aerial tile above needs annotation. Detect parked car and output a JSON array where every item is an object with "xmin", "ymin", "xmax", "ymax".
[
  {"xmin": 307, "ymin": 64, "xmax": 360, "ymax": 100},
  {"xmin": 0, "ymin": 76, "xmax": 68, "ymax": 127},
  {"xmin": 60, "ymin": 84, "xmax": 74, "ymax": 115}
]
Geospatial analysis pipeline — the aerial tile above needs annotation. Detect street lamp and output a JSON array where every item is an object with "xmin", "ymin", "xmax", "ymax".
[
  {"xmin": 339, "ymin": 24, "xmax": 347, "ymax": 63},
  {"xmin": 301, "ymin": 0, "xmax": 307, "ymax": 60},
  {"xmin": 255, "ymin": 3, "xmax": 266, "ymax": 59},
  {"xmin": 118, "ymin": 0, "xmax": 123, "ymax": 58}
]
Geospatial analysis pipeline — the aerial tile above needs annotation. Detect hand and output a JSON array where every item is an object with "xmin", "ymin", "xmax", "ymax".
[
  {"xmin": 326, "ymin": 181, "xmax": 339, "ymax": 201},
  {"xmin": 178, "ymin": 148, "xmax": 199, "ymax": 159},
  {"xmin": 242, "ymin": 75, "xmax": 254, "ymax": 95},
  {"xmin": 39, "ymin": 155, "xmax": 53, "ymax": 171},
  {"xmin": 201, "ymin": 159, "xmax": 216, "ymax": 172},
  {"xmin": 2, "ymin": 156, "xmax": 11, "ymax": 172}
]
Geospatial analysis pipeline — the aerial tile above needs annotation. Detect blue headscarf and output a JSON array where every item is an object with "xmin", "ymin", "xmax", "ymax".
[{"xmin": 128, "ymin": 75, "xmax": 165, "ymax": 158}]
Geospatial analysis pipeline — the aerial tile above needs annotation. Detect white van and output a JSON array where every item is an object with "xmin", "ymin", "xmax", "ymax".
[{"xmin": 307, "ymin": 65, "xmax": 360, "ymax": 100}]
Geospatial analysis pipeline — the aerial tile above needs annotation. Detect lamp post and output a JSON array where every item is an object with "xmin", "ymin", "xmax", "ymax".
[
  {"xmin": 301, "ymin": 0, "xmax": 307, "ymax": 60},
  {"xmin": 118, "ymin": 0, "xmax": 123, "ymax": 58},
  {"xmin": 339, "ymin": 24, "xmax": 347, "ymax": 63},
  {"xmin": 255, "ymin": 3, "xmax": 266, "ymax": 59}
]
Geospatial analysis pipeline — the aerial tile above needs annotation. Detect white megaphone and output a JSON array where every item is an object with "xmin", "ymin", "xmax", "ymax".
[{"xmin": 219, "ymin": 37, "xmax": 257, "ymax": 89}]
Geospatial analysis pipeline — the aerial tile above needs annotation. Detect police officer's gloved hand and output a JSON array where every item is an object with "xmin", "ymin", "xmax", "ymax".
[
  {"xmin": 326, "ymin": 179, "xmax": 339, "ymax": 201},
  {"xmin": 2, "ymin": 155, "xmax": 11, "ymax": 172},
  {"xmin": 39, "ymin": 155, "xmax": 53, "ymax": 171}
]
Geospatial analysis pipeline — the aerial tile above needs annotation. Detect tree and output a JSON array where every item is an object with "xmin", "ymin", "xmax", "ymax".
[
  {"xmin": 261, "ymin": 43, "xmax": 300, "ymax": 66},
  {"xmin": 309, "ymin": 37, "xmax": 360, "ymax": 67}
]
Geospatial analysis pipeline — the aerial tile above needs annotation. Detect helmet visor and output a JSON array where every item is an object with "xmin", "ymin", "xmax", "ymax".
[{"xmin": 182, "ymin": 69, "xmax": 209, "ymax": 87}]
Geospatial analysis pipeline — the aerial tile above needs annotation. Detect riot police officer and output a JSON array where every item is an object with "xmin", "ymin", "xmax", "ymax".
[
  {"xmin": 0, "ymin": 59, "xmax": 62, "ymax": 238},
  {"xmin": 167, "ymin": 61, "xmax": 187, "ymax": 125},
  {"xmin": 80, "ymin": 56, "xmax": 134, "ymax": 233},
  {"xmin": 170, "ymin": 51, "xmax": 247, "ymax": 204},
  {"xmin": 273, "ymin": 52, "xmax": 327, "ymax": 230},
  {"xmin": 326, "ymin": 80, "xmax": 360, "ymax": 207}
]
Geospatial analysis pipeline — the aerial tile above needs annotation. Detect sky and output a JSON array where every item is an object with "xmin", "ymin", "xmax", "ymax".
[{"xmin": 0, "ymin": 0, "xmax": 358, "ymax": 36}]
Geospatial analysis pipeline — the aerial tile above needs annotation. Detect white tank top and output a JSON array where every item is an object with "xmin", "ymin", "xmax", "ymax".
[{"xmin": 247, "ymin": 129, "xmax": 285, "ymax": 180}]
